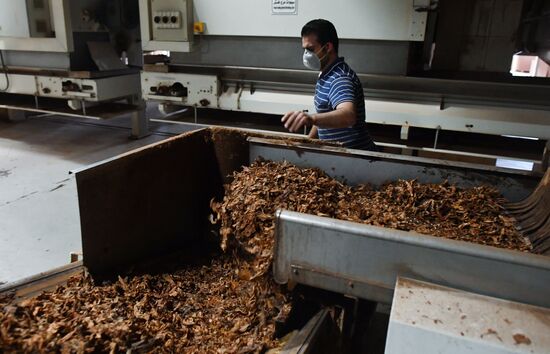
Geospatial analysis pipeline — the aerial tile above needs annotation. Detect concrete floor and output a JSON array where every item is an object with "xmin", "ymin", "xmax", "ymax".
[{"xmin": 0, "ymin": 113, "xmax": 197, "ymax": 284}]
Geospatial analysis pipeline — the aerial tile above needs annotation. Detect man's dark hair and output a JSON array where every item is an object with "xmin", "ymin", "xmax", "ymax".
[{"xmin": 301, "ymin": 19, "xmax": 339, "ymax": 53}]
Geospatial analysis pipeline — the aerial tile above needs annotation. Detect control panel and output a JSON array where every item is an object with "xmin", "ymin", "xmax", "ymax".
[
  {"xmin": 153, "ymin": 11, "xmax": 181, "ymax": 29},
  {"xmin": 150, "ymin": 0, "xmax": 193, "ymax": 42}
]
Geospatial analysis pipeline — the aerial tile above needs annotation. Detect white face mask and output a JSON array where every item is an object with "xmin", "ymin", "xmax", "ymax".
[
  {"xmin": 302, "ymin": 45, "xmax": 327, "ymax": 71},
  {"xmin": 303, "ymin": 49, "xmax": 321, "ymax": 71}
]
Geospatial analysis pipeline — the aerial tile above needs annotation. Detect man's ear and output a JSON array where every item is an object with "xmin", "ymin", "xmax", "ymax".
[{"xmin": 326, "ymin": 42, "xmax": 335, "ymax": 54}]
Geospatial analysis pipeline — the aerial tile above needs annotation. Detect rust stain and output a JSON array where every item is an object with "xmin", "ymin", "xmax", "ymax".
[
  {"xmin": 481, "ymin": 328, "xmax": 503, "ymax": 342},
  {"xmin": 513, "ymin": 333, "xmax": 532, "ymax": 346}
]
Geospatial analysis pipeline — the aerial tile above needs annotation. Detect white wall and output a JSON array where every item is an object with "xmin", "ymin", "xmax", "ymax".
[
  {"xmin": 0, "ymin": 0, "xmax": 30, "ymax": 38},
  {"xmin": 192, "ymin": 0, "xmax": 426, "ymax": 41}
]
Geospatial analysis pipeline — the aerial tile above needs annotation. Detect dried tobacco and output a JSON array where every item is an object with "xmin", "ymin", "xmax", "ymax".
[
  {"xmin": 211, "ymin": 160, "xmax": 530, "ymax": 277},
  {"xmin": 0, "ymin": 159, "xmax": 530, "ymax": 353},
  {"xmin": 0, "ymin": 255, "xmax": 289, "ymax": 353}
]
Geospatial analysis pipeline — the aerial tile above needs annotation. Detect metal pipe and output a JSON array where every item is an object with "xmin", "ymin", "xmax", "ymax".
[
  {"xmin": 433, "ymin": 125, "xmax": 441, "ymax": 149},
  {"xmin": 163, "ymin": 64, "xmax": 550, "ymax": 109}
]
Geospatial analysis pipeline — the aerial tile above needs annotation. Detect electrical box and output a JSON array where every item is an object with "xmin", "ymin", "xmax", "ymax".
[
  {"xmin": 26, "ymin": 0, "xmax": 53, "ymax": 38},
  {"xmin": 141, "ymin": 71, "xmax": 219, "ymax": 108},
  {"xmin": 150, "ymin": 0, "xmax": 193, "ymax": 42}
]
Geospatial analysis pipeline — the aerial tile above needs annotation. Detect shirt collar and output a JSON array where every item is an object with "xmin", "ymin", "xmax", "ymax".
[{"xmin": 319, "ymin": 57, "xmax": 345, "ymax": 79}]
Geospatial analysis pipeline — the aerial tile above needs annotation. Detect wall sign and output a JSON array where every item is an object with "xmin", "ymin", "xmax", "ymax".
[{"xmin": 272, "ymin": 0, "xmax": 297, "ymax": 15}]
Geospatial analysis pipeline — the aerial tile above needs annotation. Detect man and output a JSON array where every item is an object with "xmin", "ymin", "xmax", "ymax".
[{"xmin": 282, "ymin": 19, "xmax": 376, "ymax": 151}]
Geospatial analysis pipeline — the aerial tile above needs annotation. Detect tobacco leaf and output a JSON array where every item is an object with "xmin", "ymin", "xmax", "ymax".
[
  {"xmin": 1, "ymin": 159, "xmax": 530, "ymax": 353},
  {"xmin": 211, "ymin": 160, "xmax": 531, "ymax": 281}
]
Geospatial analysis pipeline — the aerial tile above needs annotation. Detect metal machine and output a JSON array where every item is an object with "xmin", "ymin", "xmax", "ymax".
[
  {"xmin": 2, "ymin": 1, "xmax": 550, "ymax": 351},
  {"xmin": 1, "ymin": 127, "xmax": 549, "ymax": 352},
  {"xmin": 0, "ymin": 0, "xmax": 148, "ymax": 138},
  {"xmin": 138, "ymin": 0, "xmax": 550, "ymax": 170},
  {"xmin": 76, "ymin": 128, "xmax": 550, "ymax": 352}
]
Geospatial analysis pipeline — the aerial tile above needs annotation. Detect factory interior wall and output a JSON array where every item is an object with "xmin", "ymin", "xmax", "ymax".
[
  {"xmin": 432, "ymin": 0, "xmax": 524, "ymax": 73},
  {"xmin": 0, "ymin": 0, "xmax": 31, "ymax": 38},
  {"xmin": 533, "ymin": 1, "xmax": 550, "ymax": 64},
  {"xmin": 171, "ymin": 36, "xmax": 410, "ymax": 75}
]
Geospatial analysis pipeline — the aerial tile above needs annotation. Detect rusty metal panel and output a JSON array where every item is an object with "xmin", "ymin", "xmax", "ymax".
[
  {"xmin": 74, "ymin": 128, "xmax": 333, "ymax": 278},
  {"xmin": 75, "ymin": 129, "xmax": 226, "ymax": 278},
  {"xmin": 0, "ymin": 262, "xmax": 83, "ymax": 301},
  {"xmin": 209, "ymin": 128, "xmax": 253, "ymax": 184}
]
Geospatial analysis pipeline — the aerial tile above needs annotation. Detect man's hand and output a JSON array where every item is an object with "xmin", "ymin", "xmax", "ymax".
[
  {"xmin": 281, "ymin": 111, "xmax": 315, "ymax": 133},
  {"xmin": 282, "ymin": 102, "xmax": 356, "ymax": 133}
]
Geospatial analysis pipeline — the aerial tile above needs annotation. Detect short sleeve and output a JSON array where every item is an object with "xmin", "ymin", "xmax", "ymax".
[{"xmin": 328, "ymin": 76, "xmax": 356, "ymax": 108}]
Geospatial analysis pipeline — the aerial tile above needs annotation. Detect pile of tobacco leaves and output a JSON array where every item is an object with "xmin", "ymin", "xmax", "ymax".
[
  {"xmin": 0, "ymin": 254, "xmax": 290, "ymax": 353},
  {"xmin": 0, "ymin": 159, "xmax": 530, "ymax": 353},
  {"xmin": 212, "ymin": 160, "xmax": 530, "ymax": 276}
]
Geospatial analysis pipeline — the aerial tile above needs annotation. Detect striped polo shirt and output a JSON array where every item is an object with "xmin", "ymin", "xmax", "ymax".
[{"xmin": 315, "ymin": 58, "xmax": 375, "ymax": 150}]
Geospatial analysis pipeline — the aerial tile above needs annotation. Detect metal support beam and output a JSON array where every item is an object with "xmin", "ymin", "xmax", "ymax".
[
  {"xmin": 400, "ymin": 125, "xmax": 410, "ymax": 140},
  {"xmin": 433, "ymin": 125, "xmax": 441, "ymax": 149},
  {"xmin": 130, "ymin": 97, "xmax": 149, "ymax": 139},
  {"xmin": 4, "ymin": 108, "xmax": 28, "ymax": 122}
]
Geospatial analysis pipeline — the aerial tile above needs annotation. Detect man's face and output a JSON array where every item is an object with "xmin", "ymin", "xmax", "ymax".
[
  {"xmin": 302, "ymin": 33, "xmax": 321, "ymax": 54},
  {"xmin": 302, "ymin": 34, "xmax": 331, "ymax": 69}
]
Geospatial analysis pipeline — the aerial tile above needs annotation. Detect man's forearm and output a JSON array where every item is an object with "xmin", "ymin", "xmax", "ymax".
[{"xmin": 281, "ymin": 102, "xmax": 357, "ymax": 133}]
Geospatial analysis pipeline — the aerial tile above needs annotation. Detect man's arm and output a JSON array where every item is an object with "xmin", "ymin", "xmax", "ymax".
[{"xmin": 282, "ymin": 101, "xmax": 356, "ymax": 133}]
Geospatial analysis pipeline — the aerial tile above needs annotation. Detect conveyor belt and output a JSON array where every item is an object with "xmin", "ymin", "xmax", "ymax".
[
  {"xmin": 68, "ymin": 128, "xmax": 545, "ymax": 306},
  {"xmin": 249, "ymin": 138, "xmax": 550, "ymax": 308}
]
